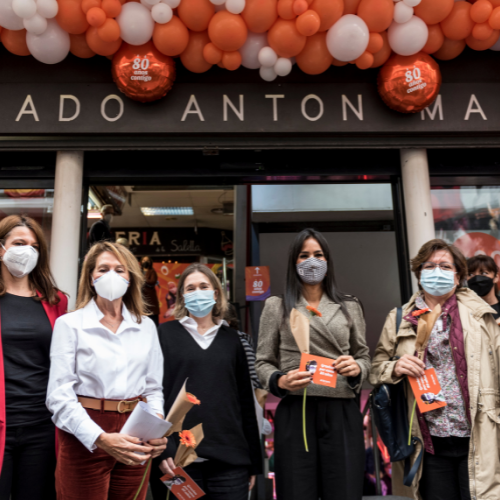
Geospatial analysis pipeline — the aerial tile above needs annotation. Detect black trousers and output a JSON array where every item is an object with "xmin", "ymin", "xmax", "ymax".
[
  {"xmin": 419, "ymin": 436, "xmax": 471, "ymax": 500},
  {"xmin": 150, "ymin": 458, "xmax": 249, "ymax": 500},
  {"xmin": 274, "ymin": 395, "xmax": 365, "ymax": 500},
  {"xmin": 0, "ymin": 419, "xmax": 56, "ymax": 500}
]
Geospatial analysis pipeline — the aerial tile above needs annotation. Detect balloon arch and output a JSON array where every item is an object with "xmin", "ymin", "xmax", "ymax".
[{"xmin": 0, "ymin": 0, "xmax": 495, "ymax": 111}]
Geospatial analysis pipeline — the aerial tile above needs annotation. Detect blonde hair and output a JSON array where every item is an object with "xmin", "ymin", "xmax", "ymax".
[
  {"xmin": 174, "ymin": 263, "xmax": 227, "ymax": 321},
  {"xmin": 76, "ymin": 241, "xmax": 147, "ymax": 322}
]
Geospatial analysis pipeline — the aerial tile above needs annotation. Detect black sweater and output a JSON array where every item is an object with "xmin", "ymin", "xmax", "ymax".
[{"xmin": 159, "ymin": 320, "xmax": 263, "ymax": 475}]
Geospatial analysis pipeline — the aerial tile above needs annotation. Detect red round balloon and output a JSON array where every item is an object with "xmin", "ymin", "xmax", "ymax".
[
  {"xmin": 111, "ymin": 41, "xmax": 176, "ymax": 103},
  {"xmin": 377, "ymin": 52, "xmax": 442, "ymax": 114}
]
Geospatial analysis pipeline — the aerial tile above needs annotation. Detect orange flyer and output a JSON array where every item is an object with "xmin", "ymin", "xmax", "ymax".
[
  {"xmin": 299, "ymin": 353, "xmax": 337, "ymax": 388},
  {"xmin": 408, "ymin": 368, "xmax": 447, "ymax": 414},
  {"xmin": 161, "ymin": 467, "xmax": 205, "ymax": 500}
]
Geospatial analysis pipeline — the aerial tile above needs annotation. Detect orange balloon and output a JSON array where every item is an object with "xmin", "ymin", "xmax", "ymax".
[
  {"xmin": 208, "ymin": 11, "xmax": 248, "ymax": 51},
  {"xmin": 466, "ymin": 28, "xmax": 499, "ymax": 48},
  {"xmin": 57, "ymin": 0, "xmax": 90, "ymax": 34},
  {"xmin": 433, "ymin": 37, "xmax": 466, "ymax": 60},
  {"xmin": 440, "ymin": 2, "xmax": 474, "ymax": 40},
  {"xmin": 472, "ymin": 21, "xmax": 493, "ymax": 40},
  {"xmin": 296, "ymin": 10, "xmax": 320, "ymax": 36},
  {"xmin": 203, "ymin": 42, "xmax": 222, "ymax": 63},
  {"xmin": 370, "ymin": 30, "xmax": 391, "ymax": 67},
  {"xmin": 293, "ymin": 0, "xmax": 308, "ymax": 15},
  {"xmin": 180, "ymin": 30, "xmax": 213, "ymax": 73},
  {"xmin": 296, "ymin": 31, "xmax": 332, "ymax": 74},
  {"xmin": 97, "ymin": 18, "xmax": 120, "ymax": 41},
  {"xmin": 241, "ymin": 0, "xmax": 278, "ymax": 33},
  {"xmin": 355, "ymin": 50, "xmax": 374, "ymax": 69},
  {"xmin": 332, "ymin": 57, "xmax": 348, "ymax": 66},
  {"xmin": 422, "ymin": 23, "xmax": 444, "ymax": 53},
  {"xmin": 414, "ymin": 0, "xmax": 453, "ymax": 25},
  {"xmin": 277, "ymin": 0, "xmax": 296, "ymax": 19},
  {"xmin": 87, "ymin": 7, "xmax": 106, "ymax": 27},
  {"xmin": 344, "ymin": 0, "xmax": 361, "ymax": 14},
  {"xmin": 82, "ymin": 0, "xmax": 100, "ymax": 13},
  {"xmin": 178, "ymin": 0, "xmax": 215, "ymax": 32},
  {"xmin": 490, "ymin": 6, "xmax": 500, "ymax": 29},
  {"xmin": 86, "ymin": 26, "xmax": 122, "ymax": 55},
  {"xmin": 222, "ymin": 50, "xmax": 242, "ymax": 70},
  {"xmin": 153, "ymin": 16, "xmax": 190, "ymax": 56},
  {"xmin": 367, "ymin": 32, "xmax": 383, "ymax": 53},
  {"xmin": 217, "ymin": 60, "xmax": 225, "ymax": 68},
  {"xmin": 0, "ymin": 28, "xmax": 30, "ymax": 56},
  {"xmin": 471, "ymin": 0, "xmax": 493, "ymax": 23},
  {"xmin": 268, "ymin": 18, "xmax": 306, "ymax": 57},
  {"xmin": 310, "ymin": 0, "xmax": 343, "ymax": 31},
  {"xmin": 102, "ymin": 0, "xmax": 121, "ymax": 17},
  {"xmin": 70, "ymin": 33, "xmax": 95, "ymax": 58},
  {"xmin": 491, "ymin": 0, "xmax": 500, "ymax": 6},
  {"xmin": 357, "ymin": 0, "xmax": 394, "ymax": 33}
]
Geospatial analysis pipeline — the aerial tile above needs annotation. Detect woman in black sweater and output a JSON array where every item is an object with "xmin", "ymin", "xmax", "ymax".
[{"xmin": 150, "ymin": 263, "xmax": 262, "ymax": 500}]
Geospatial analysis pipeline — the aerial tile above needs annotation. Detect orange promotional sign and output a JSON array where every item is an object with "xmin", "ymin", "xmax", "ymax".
[
  {"xmin": 245, "ymin": 266, "xmax": 271, "ymax": 301},
  {"xmin": 161, "ymin": 467, "xmax": 205, "ymax": 500},
  {"xmin": 299, "ymin": 353, "xmax": 337, "ymax": 388},
  {"xmin": 408, "ymin": 368, "xmax": 447, "ymax": 414}
]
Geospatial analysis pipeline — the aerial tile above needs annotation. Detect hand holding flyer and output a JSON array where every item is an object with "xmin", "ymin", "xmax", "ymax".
[
  {"xmin": 299, "ymin": 353, "xmax": 337, "ymax": 388},
  {"xmin": 408, "ymin": 368, "xmax": 447, "ymax": 414}
]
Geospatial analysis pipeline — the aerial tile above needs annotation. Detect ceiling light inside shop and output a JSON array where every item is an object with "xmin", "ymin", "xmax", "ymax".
[{"xmin": 141, "ymin": 207, "xmax": 194, "ymax": 216}]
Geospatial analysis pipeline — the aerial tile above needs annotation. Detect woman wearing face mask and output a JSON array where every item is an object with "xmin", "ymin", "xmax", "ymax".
[
  {"xmin": 255, "ymin": 228, "xmax": 370, "ymax": 500},
  {"xmin": 466, "ymin": 254, "xmax": 500, "ymax": 321},
  {"xmin": 141, "ymin": 256, "xmax": 160, "ymax": 327},
  {"xmin": 370, "ymin": 239, "xmax": 500, "ymax": 500},
  {"xmin": 150, "ymin": 263, "xmax": 262, "ymax": 500},
  {"xmin": 0, "ymin": 215, "xmax": 67, "ymax": 500},
  {"xmin": 46, "ymin": 241, "xmax": 166, "ymax": 500}
]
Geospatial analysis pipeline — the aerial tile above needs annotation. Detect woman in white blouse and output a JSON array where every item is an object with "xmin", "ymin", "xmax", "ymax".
[{"xmin": 46, "ymin": 241, "xmax": 166, "ymax": 500}]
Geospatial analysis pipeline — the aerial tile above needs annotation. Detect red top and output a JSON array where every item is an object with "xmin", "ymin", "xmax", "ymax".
[{"xmin": 0, "ymin": 290, "xmax": 67, "ymax": 472}]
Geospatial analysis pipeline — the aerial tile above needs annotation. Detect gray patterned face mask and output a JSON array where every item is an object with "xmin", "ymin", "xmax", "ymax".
[{"xmin": 296, "ymin": 257, "xmax": 327, "ymax": 285}]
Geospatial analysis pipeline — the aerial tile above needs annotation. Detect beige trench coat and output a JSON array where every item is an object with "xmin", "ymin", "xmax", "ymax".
[{"xmin": 369, "ymin": 288, "xmax": 500, "ymax": 500}]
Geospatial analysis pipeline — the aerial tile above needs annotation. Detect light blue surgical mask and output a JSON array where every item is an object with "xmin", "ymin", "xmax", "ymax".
[
  {"xmin": 183, "ymin": 290, "xmax": 216, "ymax": 318},
  {"xmin": 420, "ymin": 267, "xmax": 456, "ymax": 297}
]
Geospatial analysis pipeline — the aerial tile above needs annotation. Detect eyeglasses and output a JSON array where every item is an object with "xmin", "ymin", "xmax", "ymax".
[{"xmin": 421, "ymin": 262, "xmax": 455, "ymax": 272}]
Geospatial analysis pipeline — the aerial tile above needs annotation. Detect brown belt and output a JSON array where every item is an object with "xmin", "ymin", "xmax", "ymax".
[{"xmin": 77, "ymin": 395, "xmax": 147, "ymax": 413}]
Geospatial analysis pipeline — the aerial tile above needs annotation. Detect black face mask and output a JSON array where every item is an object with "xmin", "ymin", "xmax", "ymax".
[
  {"xmin": 142, "ymin": 261, "xmax": 151, "ymax": 269},
  {"xmin": 468, "ymin": 275, "xmax": 495, "ymax": 297}
]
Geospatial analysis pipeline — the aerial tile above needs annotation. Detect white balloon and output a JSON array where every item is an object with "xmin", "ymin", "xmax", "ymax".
[
  {"xmin": 12, "ymin": 0, "xmax": 36, "ymax": 19},
  {"xmin": 151, "ymin": 2, "xmax": 172, "ymax": 23},
  {"xmin": 274, "ymin": 57, "xmax": 292, "ymax": 76},
  {"xmin": 142, "ymin": 0, "xmax": 160, "ymax": 6},
  {"xmin": 161, "ymin": 0, "xmax": 180, "ymax": 7},
  {"xmin": 140, "ymin": 0, "xmax": 153, "ymax": 9},
  {"xmin": 0, "ymin": 0, "xmax": 23, "ymax": 29},
  {"xmin": 258, "ymin": 46, "xmax": 278, "ymax": 67},
  {"xmin": 403, "ymin": 0, "xmax": 420, "ymax": 6},
  {"xmin": 23, "ymin": 12, "xmax": 47, "ymax": 34},
  {"xmin": 240, "ymin": 31, "xmax": 268, "ymax": 69},
  {"xmin": 226, "ymin": 0, "xmax": 244, "ymax": 13},
  {"xmin": 36, "ymin": 0, "xmax": 57, "ymax": 18},
  {"xmin": 116, "ymin": 2, "xmax": 154, "ymax": 46},
  {"xmin": 26, "ymin": 18, "xmax": 70, "ymax": 64},
  {"xmin": 388, "ymin": 16, "xmax": 428, "ymax": 55},
  {"xmin": 393, "ymin": 1, "xmax": 413, "ymax": 23},
  {"xmin": 209, "ymin": 0, "xmax": 226, "ymax": 5},
  {"xmin": 326, "ymin": 14, "xmax": 369, "ymax": 62},
  {"xmin": 490, "ymin": 38, "xmax": 500, "ymax": 51},
  {"xmin": 260, "ymin": 65, "xmax": 277, "ymax": 82}
]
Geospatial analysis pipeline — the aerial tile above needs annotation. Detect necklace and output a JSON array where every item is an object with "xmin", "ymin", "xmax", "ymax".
[{"xmin": 101, "ymin": 317, "xmax": 123, "ymax": 329}]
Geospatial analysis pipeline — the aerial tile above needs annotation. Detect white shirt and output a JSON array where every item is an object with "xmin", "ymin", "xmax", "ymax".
[
  {"xmin": 179, "ymin": 316, "xmax": 228, "ymax": 349},
  {"xmin": 46, "ymin": 299, "xmax": 164, "ymax": 452}
]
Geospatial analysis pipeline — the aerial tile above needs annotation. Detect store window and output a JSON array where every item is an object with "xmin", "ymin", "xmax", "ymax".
[
  {"xmin": 432, "ymin": 185, "xmax": 500, "ymax": 265},
  {"xmin": 0, "ymin": 188, "xmax": 54, "ymax": 246}
]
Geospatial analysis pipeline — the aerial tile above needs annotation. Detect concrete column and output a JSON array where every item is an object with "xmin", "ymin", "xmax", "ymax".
[
  {"xmin": 400, "ymin": 149, "xmax": 435, "ymax": 293},
  {"xmin": 50, "ymin": 151, "xmax": 84, "ymax": 310}
]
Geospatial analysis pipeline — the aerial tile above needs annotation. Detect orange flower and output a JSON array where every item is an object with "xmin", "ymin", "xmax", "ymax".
[
  {"xmin": 306, "ymin": 305, "xmax": 322, "ymax": 317},
  {"xmin": 412, "ymin": 308, "xmax": 430, "ymax": 317},
  {"xmin": 186, "ymin": 393, "xmax": 200, "ymax": 405},
  {"xmin": 179, "ymin": 430, "xmax": 196, "ymax": 448}
]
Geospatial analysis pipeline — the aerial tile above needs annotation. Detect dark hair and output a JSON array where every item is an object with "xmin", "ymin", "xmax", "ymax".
[
  {"xmin": 225, "ymin": 303, "xmax": 240, "ymax": 330},
  {"xmin": 282, "ymin": 228, "xmax": 356, "ymax": 326},
  {"xmin": 467, "ymin": 254, "xmax": 498, "ymax": 276},
  {"xmin": 410, "ymin": 238, "xmax": 467, "ymax": 289}
]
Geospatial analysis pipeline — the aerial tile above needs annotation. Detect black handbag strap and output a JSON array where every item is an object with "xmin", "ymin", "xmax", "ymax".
[
  {"xmin": 396, "ymin": 306, "xmax": 402, "ymax": 333},
  {"xmin": 403, "ymin": 437, "xmax": 424, "ymax": 487}
]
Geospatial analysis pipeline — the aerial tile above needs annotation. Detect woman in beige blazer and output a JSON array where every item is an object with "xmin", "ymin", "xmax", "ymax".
[{"xmin": 256, "ymin": 228, "xmax": 371, "ymax": 500}]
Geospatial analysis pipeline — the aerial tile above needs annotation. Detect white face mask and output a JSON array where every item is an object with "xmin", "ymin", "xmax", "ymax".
[
  {"xmin": 93, "ymin": 270, "xmax": 129, "ymax": 301},
  {"xmin": 1, "ymin": 244, "xmax": 39, "ymax": 278}
]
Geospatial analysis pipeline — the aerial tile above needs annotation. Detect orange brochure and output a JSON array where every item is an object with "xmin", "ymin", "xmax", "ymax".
[
  {"xmin": 161, "ymin": 467, "xmax": 205, "ymax": 500},
  {"xmin": 299, "ymin": 353, "xmax": 337, "ymax": 388},
  {"xmin": 408, "ymin": 368, "xmax": 447, "ymax": 414}
]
